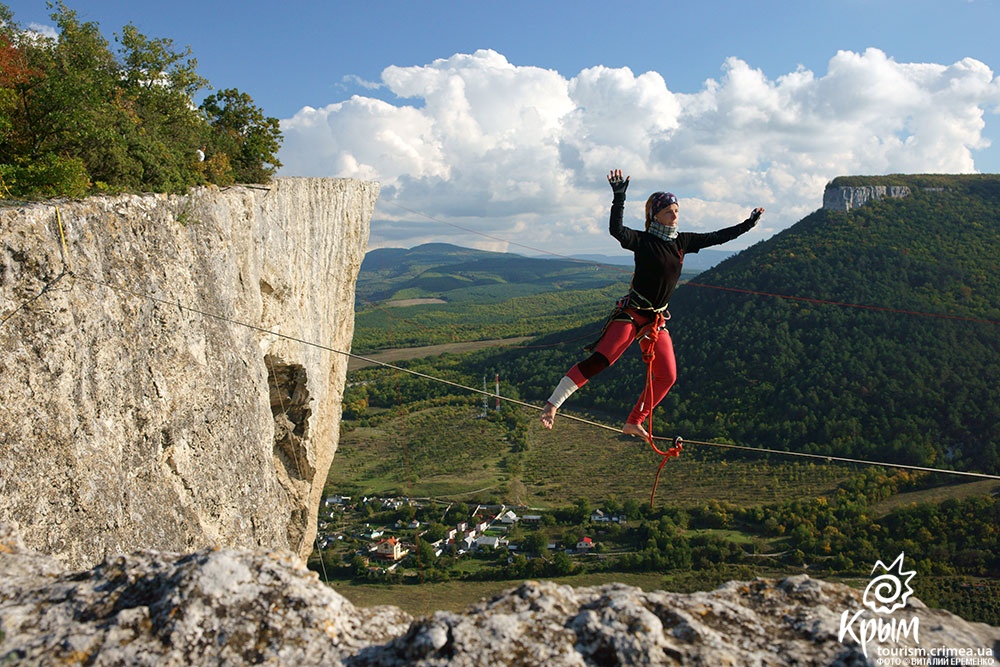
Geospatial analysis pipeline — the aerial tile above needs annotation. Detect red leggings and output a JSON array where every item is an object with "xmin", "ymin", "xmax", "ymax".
[{"xmin": 566, "ymin": 310, "xmax": 677, "ymax": 425}]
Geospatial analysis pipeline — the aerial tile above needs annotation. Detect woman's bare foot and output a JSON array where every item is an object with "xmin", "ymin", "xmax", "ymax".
[
  {"xmin": 540, "ymin": 402, "xmax": 557, "ymax": 429},
  {"xmin": 622, "ymin": 422, "xmax": 649, "ymax": 439}
]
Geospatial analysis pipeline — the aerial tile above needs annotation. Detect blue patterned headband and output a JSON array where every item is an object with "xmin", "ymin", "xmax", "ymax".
[{"xmin": 648, "ymin": 192, "xmax": 678, "ymax": 220}]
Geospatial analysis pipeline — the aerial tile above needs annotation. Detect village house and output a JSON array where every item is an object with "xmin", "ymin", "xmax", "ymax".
[
  {"xmin": 590, "ymin": 509, "xmax": 627, "ymax": 524},
  {"xmin": 499, "ymin": 510, "xmax": 519, "ymax": 524},
  {"xmin": 576, "ymin": 537, "xmax": 595, "ymax": 552},
  {"xmin": 475, "ymin": 535, "xmax": 509, "ymax": 550},
  {"xmin": 359, "ymin": 525, "xmax": 384, "ymax": 541},
  {"xmin": 374, "ymin": 537, "xmax": 409, "ymax": 562}
]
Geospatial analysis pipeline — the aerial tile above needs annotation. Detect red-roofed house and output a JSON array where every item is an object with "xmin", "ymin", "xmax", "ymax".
[{"xmin": 375, "ymin": 537, "xmax": 408, "ymax": 561}]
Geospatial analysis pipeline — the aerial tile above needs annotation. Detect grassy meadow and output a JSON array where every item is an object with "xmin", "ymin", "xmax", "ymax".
[{"xmin": 330, "ymin": 401, "xmax": 854, "ymax": 510}]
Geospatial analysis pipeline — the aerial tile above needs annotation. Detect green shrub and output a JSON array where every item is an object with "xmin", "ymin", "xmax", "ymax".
[{"xmin": 0, "ymin": 154, "xmax": 90, "ymax": 199}]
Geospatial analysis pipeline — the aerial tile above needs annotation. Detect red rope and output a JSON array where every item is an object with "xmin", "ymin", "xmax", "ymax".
[{"xmin": 636, "ymin": 313, "xmax": 684, "ymax": 507}]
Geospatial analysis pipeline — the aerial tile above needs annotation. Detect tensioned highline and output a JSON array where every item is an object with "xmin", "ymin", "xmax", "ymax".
[{"xmin": 57, "ymin": 271, "xmax": 1000, "ymax": 484}]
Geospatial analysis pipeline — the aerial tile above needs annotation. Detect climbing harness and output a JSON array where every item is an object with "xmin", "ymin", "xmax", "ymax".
[
  {"xmin": 585, "ymin": 299, "xmax": 635, "ymax": 351},
  {"xmin": 585, "ymin": 293, "xmax": 669, "ymax": 352},
  {"xmin": 634, "ymin": 311, "xmax": 684, "ymax": 507}
]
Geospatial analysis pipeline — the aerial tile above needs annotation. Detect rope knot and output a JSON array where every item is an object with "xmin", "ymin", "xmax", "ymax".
[{"xmin": 636, "ymin": 312, "xmax": 666, "ymax": 363}]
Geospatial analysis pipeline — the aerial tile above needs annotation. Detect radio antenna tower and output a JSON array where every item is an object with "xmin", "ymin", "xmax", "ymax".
[{"xmin": 481, "ymin": 376, "xmax": 489, "ymax": 418}]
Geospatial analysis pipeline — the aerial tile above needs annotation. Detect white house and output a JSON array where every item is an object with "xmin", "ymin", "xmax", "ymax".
[
  {"xmin": 590, "ymin": 509, "xmax": 626, "ymax": 524},
  {"xmin": 475, "ymin": 536, "xmax": 509, "ymax": 550},
  {"xmin": 499, "ymin": 510, "xmax": 519, "ymax": 524},
  {"xmin": 576, "ymin": 537, "xmax": 595, "ymax": 552},
  {"xmin": 361, "ymin": 526, "xmax": 384, "ymax": 540}
]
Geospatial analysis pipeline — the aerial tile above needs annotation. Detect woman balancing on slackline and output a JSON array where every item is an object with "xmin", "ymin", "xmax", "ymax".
[{"xmin": 539, "ymin": 169, "xmax": 764, "ymax": 439}]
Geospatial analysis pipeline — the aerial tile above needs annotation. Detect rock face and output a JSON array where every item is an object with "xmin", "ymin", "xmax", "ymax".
[
  {"xmin": 0, "ymin": 522, "xmax": 411, "ymax": 666},
  {"xmin": 0, "ymin": 178, "xmax": 377, "ymax": 569},
  {"xmin": 2, "ymin": 524, "xmax": 997, "ymax": 666},
  {"xmin": 823, "ymin": 184, "xmax": 911, "ymax": 211}
]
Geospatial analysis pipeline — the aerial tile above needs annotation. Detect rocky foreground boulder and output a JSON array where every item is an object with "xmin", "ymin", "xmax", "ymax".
[{"xmin": 2, "ymin": 524, "xmax": 997, "ymax": 666}]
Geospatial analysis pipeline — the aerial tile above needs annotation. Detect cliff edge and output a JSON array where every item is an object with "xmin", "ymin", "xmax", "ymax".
[
  {"xmin": 0, "ymin": 177, "xmax": 377, "ymax": 568},
  {"xmin": 822, "ymin": 183, "xmax": 912, "ymax": 211}
]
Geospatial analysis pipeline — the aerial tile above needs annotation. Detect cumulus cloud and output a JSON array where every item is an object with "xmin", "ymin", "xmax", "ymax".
[{"xmin": 279, "ymin": 48, "xmax": 1000, "ymax": 256}]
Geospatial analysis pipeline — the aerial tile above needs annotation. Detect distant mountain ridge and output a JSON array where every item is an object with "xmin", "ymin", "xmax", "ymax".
[
  {"xmin": 357, "ymin": 243, "xmax": 730, "ymax": 306},
  {"xmin": 821, "ymin": 173, "xmax": 1000, "ymax": 211},
  {"xmin": 357, "ymin": 243, "xmax": 628, "ymax": 305},
  {"xmin": 567, "ymin": 249, "xmax": 735, "ymax": 271}
]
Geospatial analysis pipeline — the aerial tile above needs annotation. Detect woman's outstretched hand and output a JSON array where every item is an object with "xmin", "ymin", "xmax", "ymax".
[
  {"xmin": 608, "ymin": 169, "xmax": 629, "ymax": 196},
  {"xmin": 749, "ymin": 207, "xmax": 765, "ymax": 225}
]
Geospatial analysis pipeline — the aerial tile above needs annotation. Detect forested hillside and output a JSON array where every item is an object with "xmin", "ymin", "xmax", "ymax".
[{"xmin": 480, "ymin": 175, "xmax": 1000, "ymax": 474}]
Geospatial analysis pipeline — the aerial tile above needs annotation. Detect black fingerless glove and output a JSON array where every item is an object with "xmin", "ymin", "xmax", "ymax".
[{"xmin": 609, "ymin": 175, "xmax": 629, "ymax": 201}]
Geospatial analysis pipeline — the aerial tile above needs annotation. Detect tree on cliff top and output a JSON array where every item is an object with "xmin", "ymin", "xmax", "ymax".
[
  {"xmin": 199, "ymin": 88, "xmax": 283, "ymax": 186},
  {"xmin": 0, "ymin": 1, "xmax": 282, "ymax": 199}
]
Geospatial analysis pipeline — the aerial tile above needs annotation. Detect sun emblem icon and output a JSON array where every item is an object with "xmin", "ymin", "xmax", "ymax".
[{"xmin": 863, "ymin": 552, "xmax": 916, "ymax": 614}]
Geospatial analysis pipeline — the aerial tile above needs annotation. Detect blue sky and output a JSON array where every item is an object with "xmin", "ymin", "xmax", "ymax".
[{"xmin": 6, "ymin": 0, "xmax": 1000, "ymax": 256}]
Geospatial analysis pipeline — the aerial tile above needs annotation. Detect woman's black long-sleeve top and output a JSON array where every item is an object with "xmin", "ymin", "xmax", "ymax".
[{"xmin": 609, "ymin": 192, "xmax": 756, "ymax": 311}]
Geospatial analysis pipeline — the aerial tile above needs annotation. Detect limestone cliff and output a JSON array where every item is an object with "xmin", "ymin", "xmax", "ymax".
[
  {"xmin": 822, "ymin": 183, "xmax": 911, "ymax": 211},
  {"xmin": 0, "ymin": 177, "xmax": 377, "ymax": 569}
]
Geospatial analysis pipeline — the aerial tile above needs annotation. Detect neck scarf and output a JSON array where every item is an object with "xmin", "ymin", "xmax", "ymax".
[{"xmin": 647, "ymin": 221, "xmax": 678, "ymax": 242}]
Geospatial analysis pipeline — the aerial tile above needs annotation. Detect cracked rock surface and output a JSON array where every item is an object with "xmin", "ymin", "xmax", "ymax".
[
  {"xmin": 3, "ymin": 523, "xmax": 997, "ymax": 666},
  {"xmin": 0, "ymin": 523, "xmax": 410, "ymax": 666}
]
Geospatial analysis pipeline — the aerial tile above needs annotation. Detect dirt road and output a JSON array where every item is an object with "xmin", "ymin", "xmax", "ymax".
[{"xmin": 347, "ymin": 336, "xmax": 533, "ymax": 371}]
